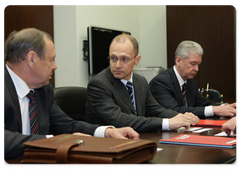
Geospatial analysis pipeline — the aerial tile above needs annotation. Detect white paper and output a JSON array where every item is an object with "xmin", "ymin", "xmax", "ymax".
[{"xmin": 214, "ymin": 131, "xmax": 236, "ymax": 137}]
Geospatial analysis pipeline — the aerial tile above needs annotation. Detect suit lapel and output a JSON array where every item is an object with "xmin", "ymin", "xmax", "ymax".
[
  {"xmin": 185, "ymin": 80, "xmax": 194, "ymax": 107},
  {"xmin": 169, "ymin": 68, "xmax": 185, "ymax": 106},
  {"xmin": 106, "ymin": 68, "xmax": 136, "ymax": 114},
  {"xmin": 5, "ymin": 66, "xmax": 22, "ymax": 132},
  {"xmin": 132, "ymin": 74, "xmax": 142, "ymax": 115}
]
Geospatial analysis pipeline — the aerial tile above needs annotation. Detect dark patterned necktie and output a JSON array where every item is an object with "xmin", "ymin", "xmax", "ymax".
[
  {"xmin": 182, "ymin": 83, "xmax": 187, "ymax": 106},
  {"xmin": 26, "ymin": 91, "xmax": 39, "ymax": 134},
  {"xmin": 126, "ymin": 81, "xmax": 136, "ymax": 113}
]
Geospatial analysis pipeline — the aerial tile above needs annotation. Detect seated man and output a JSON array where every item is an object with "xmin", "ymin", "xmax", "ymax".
[
  {"xmin": 149, "ymin": 40, "xmax": 236, "ymax": 118},
  {"xmin": 4, "ymin": 28, "xmax": 139, "ymax": 159},
  {"xmin": 85, "ymin": 34, "xmax": 199, "ymax": 132}
]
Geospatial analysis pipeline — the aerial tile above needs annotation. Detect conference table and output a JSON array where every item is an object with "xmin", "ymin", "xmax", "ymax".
[{"xmin": 6, "ymin": 118, "xmax": 236, "ymax": 164}]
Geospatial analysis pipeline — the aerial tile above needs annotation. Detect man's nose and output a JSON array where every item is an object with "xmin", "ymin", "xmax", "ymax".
[
  {"xmin": 52, "ymin": 60, "xmax": 57, "ymax": 70},
  {"xmin": 115, "ymin": 59, "xmax": 122, "ymax": 68}
]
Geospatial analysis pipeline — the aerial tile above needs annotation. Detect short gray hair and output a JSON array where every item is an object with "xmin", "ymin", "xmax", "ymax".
[
  {"xmin": 174, "ymin": 40, "xmax": 203, "ymax": 63},
  {"xmin": 5, "ymin": 28, "xmax": 53, "ymax": 64}
]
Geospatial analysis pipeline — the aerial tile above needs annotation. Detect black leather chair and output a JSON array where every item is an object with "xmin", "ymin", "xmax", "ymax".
[{"xmin": 54, "ymin": 86, "xmax": 87, "ymax": 121}]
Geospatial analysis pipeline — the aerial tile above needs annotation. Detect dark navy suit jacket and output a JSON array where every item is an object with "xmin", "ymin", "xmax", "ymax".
[{"xmin": 149, "ymin": 67, "xmax": 212, "ymax": 118}]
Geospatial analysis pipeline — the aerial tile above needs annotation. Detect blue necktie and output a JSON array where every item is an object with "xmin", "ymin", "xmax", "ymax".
[
  {"xmin": 26, "ymin": 91, "xmax": 39, "ymax": 134},
  {"xmin": 126, "ymin": 81, "xmax": 136, "ymax": 113}
]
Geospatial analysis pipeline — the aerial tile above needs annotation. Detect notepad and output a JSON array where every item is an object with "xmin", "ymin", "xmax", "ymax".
[{"xmin": 160, "ymin": 134, "xmax": 236, "ymax": 148}]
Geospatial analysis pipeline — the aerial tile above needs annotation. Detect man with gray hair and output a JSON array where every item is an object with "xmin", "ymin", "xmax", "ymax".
[{"xmin": 149, "ymin": 40, "xmax": 236, "ymax": 118}]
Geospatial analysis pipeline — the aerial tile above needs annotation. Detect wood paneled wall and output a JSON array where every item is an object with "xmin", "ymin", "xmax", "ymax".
[
  {"xmin": 167, "ymin": 6, "xmax": 236, "ymax": 103},
  {"xmin": 4, "ymin": 5, "xmax": 55, "ymax": 87}
]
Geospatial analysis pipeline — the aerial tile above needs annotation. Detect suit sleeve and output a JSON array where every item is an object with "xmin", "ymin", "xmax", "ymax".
[
  {"xmin": 150, "ymin": 73, "xmax": 211, "ymax": 118},
  {"xmin": 138, "ymin": 75, "xmax": 179, "ymax": 119},
  {"xmin": 4, "ymin": 129, "xmax": 45, "ymax": 159},
  {"xmin": 48, "ymin": 101, "xmax": 99, "ymax": 135},
  {"xmin": 42, "ymin": 83, "xmax": 99, "ymax": 136}
]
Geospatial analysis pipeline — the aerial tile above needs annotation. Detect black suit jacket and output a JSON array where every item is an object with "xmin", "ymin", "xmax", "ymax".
[
  {"xmin": 85, "ymin": 67, "xmax": 178, "ymax": 132},
  {"xmin": 149, "ymin": 67, "xmax": 212, "ymax": 118},
  {"xmin": 4, "ymin": 66, "xmax": 99, "ymax": 159}
]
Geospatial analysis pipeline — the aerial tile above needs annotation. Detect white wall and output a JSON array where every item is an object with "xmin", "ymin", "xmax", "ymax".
[
  {"xmin": 54, "ymin": 5, "xmax": 167, "ymax": 87},
  {"xmin": 138, "ymin": 6, "xmax": 167, "ymax": 68}
]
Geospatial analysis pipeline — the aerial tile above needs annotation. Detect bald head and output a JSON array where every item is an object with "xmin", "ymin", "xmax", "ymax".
[{"xmin": 110, "ymin": 34, "xmax": 139, "ymax": 56}]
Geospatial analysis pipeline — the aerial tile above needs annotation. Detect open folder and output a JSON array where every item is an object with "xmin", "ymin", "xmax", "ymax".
[{"xmin": 160, "ymin": 134, "xmax": 236, "ymax": 149}]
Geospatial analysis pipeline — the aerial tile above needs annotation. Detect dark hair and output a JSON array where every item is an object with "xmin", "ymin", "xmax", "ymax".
[{"xmin": 4, "ymin": 28, "xmax": 53, "ymax": 64}]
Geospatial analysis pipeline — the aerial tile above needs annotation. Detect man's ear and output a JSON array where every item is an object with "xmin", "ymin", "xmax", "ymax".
[
  {"xmin": 26, "ymin": 51, "xmax": 37, "ymax": 68},
  {"xmin": 176, "ymin": 56, "xmax": 182, "ymax": 66},
  {"xmin": 134, "ymin": 55, "xmax": 141, "ymax": 66}
]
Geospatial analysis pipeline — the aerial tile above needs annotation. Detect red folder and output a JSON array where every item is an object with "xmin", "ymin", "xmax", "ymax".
[
  {"xmin": 193, "ymin": 119, "xmax": 227, "ymax": 127},
  {"xmin": 160, "ymin": 134, "xmax": 236, "ymax": 148}
]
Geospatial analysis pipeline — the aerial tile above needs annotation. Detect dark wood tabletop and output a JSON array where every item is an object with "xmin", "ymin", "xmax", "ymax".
[
  {"xmin": 140, "ymin": 128, "xmax": 236, "ymax": 164},
  {"xmin": 5, "ymin": 117, "xmax": 236, "ymax": 164}
]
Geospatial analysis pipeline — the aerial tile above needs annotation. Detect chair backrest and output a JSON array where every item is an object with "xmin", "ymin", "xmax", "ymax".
[{"xmin": 54, "ymin": 86, "xmax": 87, "ymax": 121}]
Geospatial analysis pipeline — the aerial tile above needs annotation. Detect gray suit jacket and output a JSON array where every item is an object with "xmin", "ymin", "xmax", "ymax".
[
  {"xmin": 149, "ymin": 67, "xmax": 212, "ymax": 118},
  {"xmin": 4, "ymin": 66, "xmax": 99, "ymax": 159},
  {"xmin": 86, "ymin": 67, "xmax": 178, "ymax": 132}
]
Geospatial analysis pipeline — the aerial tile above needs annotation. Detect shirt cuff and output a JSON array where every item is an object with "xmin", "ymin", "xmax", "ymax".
[
  {"xmin": 204, "ymin": 106, "xmax": 214, "ymax": 117},
  {"xmin": 46, "ymin": 135, "xmax": 54, "ymax": 138},
  {"xmin": 93, "ymin": 126, "xmax": 114, "ymax": 138},
  {"xmin": 162, "ymin": 118, "xmax": 169, "ymax": 130}
]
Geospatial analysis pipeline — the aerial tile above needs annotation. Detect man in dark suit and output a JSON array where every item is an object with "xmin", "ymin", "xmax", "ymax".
[
  {"xmin": 4, "ymin": 28, "xmax": 139, "ymax": 159},
  {"xmin": 86, "ymin": 34, "xmax": 199, "ymax": 132},
  {"xmin": 149, "ymin": 40, "xmax": 236, "ymax": 118}
]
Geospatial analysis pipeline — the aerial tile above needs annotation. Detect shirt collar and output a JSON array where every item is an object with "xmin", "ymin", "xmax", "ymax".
[
  {"xmin": 173, "ymin": 65, "xmax": 187, "ymax": 87},
  {"xmin": 6, "ymin": 64, "xmax": 32, "ymax": 99},
  {"xmin": 120, "ymin": 72, "xmax": 133, "ymax": 86}
]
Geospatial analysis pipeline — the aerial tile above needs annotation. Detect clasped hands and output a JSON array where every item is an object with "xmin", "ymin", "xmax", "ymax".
[{"xmin": 169, "ymin": 112, "xmax": 199, "ymax": 130}]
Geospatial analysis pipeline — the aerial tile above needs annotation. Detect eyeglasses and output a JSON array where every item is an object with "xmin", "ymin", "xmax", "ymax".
[{"xmin": 107, "ymin": 56, "xmax": 135, "ymax": 64}]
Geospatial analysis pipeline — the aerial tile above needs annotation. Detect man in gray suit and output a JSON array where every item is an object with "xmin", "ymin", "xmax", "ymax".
[
  {"xmin": 149, "ymin": 40, "xmax": 236, "ymax": 118},
  {"xmin": 86, "ymin": 34, "xmax": 199, "ymax": 132}
]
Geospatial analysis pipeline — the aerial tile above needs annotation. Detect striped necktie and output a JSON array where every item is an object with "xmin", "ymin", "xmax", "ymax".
[
  {"xmin": 182, "ymin": 83, "xmax": 187, "ymax": 107},
  {"xmin": 26, "ymin": 91, "xmax": 39, "ymax": 134},
  {"xmin": 126, "ymin": 81, "xmax": 136, "ymax": 113}
]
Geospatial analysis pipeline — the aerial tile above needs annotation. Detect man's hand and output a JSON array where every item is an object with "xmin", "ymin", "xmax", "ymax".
[
  {"xmin": 222, "ymin": 117, "xmax": 236, "ymax": 136},
  {"xmin": 213, "ymin": 103, "xmax": 236, "ymax": 117},
  {"xmin": 105, "ymin": 127, "xmax": 140, "ymax": 139},
  {"xmin": 72, "ymin": 132, "xmax": 92, "ymax": 137},
  {"xmin": 230, "ymin": 102, "xmax": 236, "ymax": 109},
  {"xmin": 169, "ymin": 112, "xmax": 199, "ymax": 130}
]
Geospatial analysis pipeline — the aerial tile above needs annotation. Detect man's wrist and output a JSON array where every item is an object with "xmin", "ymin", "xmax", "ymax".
[
  {"xmin": 105, "ymin": 126, "xmax": 115, "ymax": 138},
  {"xmin": 94, "ymin": 126, "xmax": 115, "ymax": 138}
]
